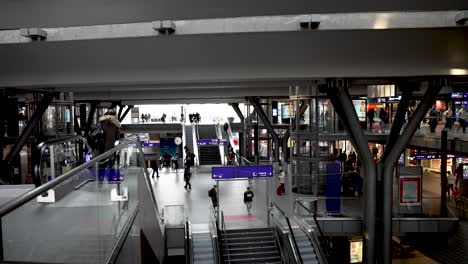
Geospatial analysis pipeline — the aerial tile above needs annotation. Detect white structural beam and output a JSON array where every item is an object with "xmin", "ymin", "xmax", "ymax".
[
  {"xmin": 1, "ymin": 0, "xmax": 467, "ymax": 28},
  {"xmin": 1, "ymin": 28, "xmax": 467, "ymax": 89},
  {"xmin": 0, "ymin": 11, "xmax": 465, "ymax": 44}
]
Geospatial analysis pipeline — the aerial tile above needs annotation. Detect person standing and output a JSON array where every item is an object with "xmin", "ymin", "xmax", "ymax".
[
  {"xmin": 99, "ymin": 109, "xmax": 121, "ymax": 154},
  {"xmin": 172, "ymin": 152, "xmax": 179, "ymax": 171},
  {"xmin": 447, "ymin": 171, "xmax": 456, "ymax": 197},
  {"xmin": 208, "ymin": 185, "xmax": 218, "ymax": 208},
  {"xmin": 428, "ymin": 106, "xmax": 438, "ymax": 133},
  {"xmin": 444, "ymin": 107, "xmax": 453, "ymax": 130},
  {"xmin": 367, "ymin": 108, "xmax": 375, "ymax": 129},
  {"xmin": 244, "ymin": 187, "xmax": 254, "ymax": 214},
  {"xmin": 458, "ymin": 106, "xmax": 468, "ymax": 133},
  {"xmin": 184, "ymin": 164, "xmax": 192, "ymax": 190},
  {"xmin": 277, "ymin": 169, "xmax": 286, "ymax": 195}
]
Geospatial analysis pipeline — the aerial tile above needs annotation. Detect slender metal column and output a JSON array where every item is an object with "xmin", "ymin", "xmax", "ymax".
[
  {"xmin": 382, "ymin": 83, "xmax": 442, "ymax": 264},
  {"xmin": 441, "ymin": 129, "xmax": 448, "ymax": 216},
  {"xmin": 326, "ymin": 81, "xmax": 376, "ymax": 263},
  {"xmin": 283, "ymin": 101, "xmax": 309, "ymax": 161},
  {"xmin": 250, "ymin": 98, "xmax": 280, "ymax": 162}
]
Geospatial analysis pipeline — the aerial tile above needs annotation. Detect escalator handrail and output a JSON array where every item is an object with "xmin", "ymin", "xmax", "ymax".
[
  {"xmin": 185, "ymin": 219, "xmax": 193, "ymax": 264},
  {"xmin": 294, "ymin": 216, "xmax": 328, "ymax": 264},
  {"xmin": 0, "ymin": 135, "xmax": 140, "ymax": 218},
  {"xmin": 209, "ymin": 205, "xmax": 221, "ymax": 264},
  {"xmin": 295, "ymin": 199, "xmax": 326, "ymax": 238},
  {"xmin": 270, "ymin": 202, "xmax": 303, "ymax": 264}
]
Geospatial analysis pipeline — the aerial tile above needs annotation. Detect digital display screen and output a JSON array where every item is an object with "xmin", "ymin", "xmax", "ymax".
[{"xmin": 352, "ymin": 99, "xmax": 367, "ymax": 122}]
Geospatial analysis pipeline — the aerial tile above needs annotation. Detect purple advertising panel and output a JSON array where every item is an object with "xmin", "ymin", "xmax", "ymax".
[
  {"xmin": 141, "ymin": 141, "xmax": 160, "ymax": 147},
  {"xmin": 212, "ymin": 165, "xmax": 273, "ymax": 179},
  {"xmin": 197, "ymin": 139, "xmax": 228, "ymax": 146}
]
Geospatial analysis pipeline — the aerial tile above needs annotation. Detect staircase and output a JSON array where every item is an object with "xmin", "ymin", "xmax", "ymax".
[
  {"xmin": 199, "ymin": 146, "xmax": 222, "ymax": 165},
  {"xmin": 193, "ymin": 232, "xmax": 215, "ymax": 264},
  {"xmin": 220, "ymin": 228, "xmax": 282, "ymax": 264},
  {"xmin": 292, "ymin": 228, "xmax": 320, "ymax": 264}
]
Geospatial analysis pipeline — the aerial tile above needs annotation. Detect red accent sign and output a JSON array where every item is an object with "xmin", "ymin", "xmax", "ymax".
[{"xmin": 399, "ymin": 176, "xmax": 421, "ymax": 205}]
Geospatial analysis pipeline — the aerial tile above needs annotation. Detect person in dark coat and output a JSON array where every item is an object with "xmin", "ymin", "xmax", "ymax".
[
  {"xmin": 428, "ymin": 106, "xmax": 438, "ymax": 133},
  {"xmin": 150, "ymin": 159, "xmax": 159, "ymax": 178},
  {"xmin": 99, "ymin": 109, "xmax": 121, "ymax": 154},
  {"xmin": 208, "ymin": 185, "xmax": 218, "ymax": 208},
  {"xmin": 184, "ymin": 164, "xmax": 191, "ymax": 189},
  {"xmin": 244, "ymin": 187, "xmax": 254, "ymax": 214},
  {"xmin": 367, "ymin": 108, "xmax": 375, "ymax": 129}
]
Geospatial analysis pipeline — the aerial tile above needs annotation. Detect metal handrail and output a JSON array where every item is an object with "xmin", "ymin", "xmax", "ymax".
[
  {"xmin": 0, "ymin": 135, "xmax": 139, "ymax": 218},
  {"xmin": 270, "ymin": 202, "xmax": 303, "ymax": 264},
  {"xmin": 209, "ymin": 205, "xmax": 221, "ymax": 264},
  {"xmin": 294, "ymin": 216, "xmax": 328, "ymax": 264},
  {"xmin": 186, "ymin": 220, "xmax": 193, "ymax": 264},
  {"xmin": 233, "ymin": 153, "xmax": 251, "ymax": 165},
  {"xmin": 295, "ymin": 199, "xmax": 326, "ymax": 238}
]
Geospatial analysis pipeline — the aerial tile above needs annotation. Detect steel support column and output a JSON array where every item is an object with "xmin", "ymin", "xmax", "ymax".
[
  {"xmin": 229, "ymin": 103, "xmax": 245, "ymax": 123},
  {"xmin": 250, "ymin": 98, "xmax": 280, "ymax": 162},
  {"xmin": 5, "ymin": 92, "xmax": 56, "ymax": 165},
  {"xmin": 326, "ymin": 81, "xmax": 376, "ymax": 264},
  {"xmin": 119, "ymin": 105, "xmax": 133, "ymax": 122},
  {"xmin": 440, "ymin": 129, "xmax": 448, "ymax": 216},
  {"xmin": 283, "ymin": 101, "xmax": 309, "ymax": 162},
  {"xmin": 85, "ymin": 102, "xmax": 97, "ymax": 135},
  {"xmin": 382, "ymin": 82, "xmax": 442, "ymax": 264},
  {"xmin": 381, "ymin": 87, "xmax": 414, "ymax": 160}
]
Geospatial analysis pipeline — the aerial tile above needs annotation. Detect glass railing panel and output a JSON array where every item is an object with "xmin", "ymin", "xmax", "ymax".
[
  {"xmin": 38, "ymin": 136, "xmax": 93, "ymax": 185},
  {"xmin": 296, "ymin": 197, "xmax": 363, "ymax": 218},
  {"xmin": 1, "ymin": 138, "xmax": 143, "ymax": 264}
]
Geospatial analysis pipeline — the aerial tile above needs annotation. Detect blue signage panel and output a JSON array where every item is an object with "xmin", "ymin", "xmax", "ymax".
[
  {"xmin": 212, "ymin": 165, "xmax": 273, "ymax": 179},
  {"xmin": 325, "ymin": 162, "xmax": 342, "ymax": 214},
  {"xmin": 411, "ymin": 153, "xmax": 458, "ymax": 160},
  {"xmin": 141, "ymin": 141, "xmax": 160, "ymax": 147},
  {"xmin": 197, "ymin": 139, "xmax": 228, "ymax": 146}
]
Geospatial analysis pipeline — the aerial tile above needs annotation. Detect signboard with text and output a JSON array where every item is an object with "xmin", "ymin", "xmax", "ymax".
[
  {"xmin": 212, "ymin": 165, "xmax": 273, "ymax": 180},
  {"xmin": 197, "ymin": 139, "xmax": 228, "ymax": 146}
]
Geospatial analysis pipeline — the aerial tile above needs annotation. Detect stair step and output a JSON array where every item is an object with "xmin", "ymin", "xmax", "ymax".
[
  {"xmin": 222, "ymin": 245, "xmax": 277, "ymax": 253},
  {"xmin": 223, "ymin": 256, "xmax": 282, "ymax": 263}
]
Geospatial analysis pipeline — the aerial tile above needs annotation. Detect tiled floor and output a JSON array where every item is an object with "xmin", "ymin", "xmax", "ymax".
[{"xmin": 150, "ymin": 166, "xmax": 301, "ymax": 230}]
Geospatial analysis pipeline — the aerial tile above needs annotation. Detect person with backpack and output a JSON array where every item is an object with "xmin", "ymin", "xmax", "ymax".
[
  {"xmin": 98, "ymin": 109, "xmax": 121, "ymax": 154},
  {"xmin": 150, "ymin": 159, "xmax": 159, "ymax": 178},
  {"xmin": 208, "ymin": 185, "xmax": 218, "ymax": 208},
  {"xmin": 244, "ymin": 187, "xmax": 254, "ymax": 214}
]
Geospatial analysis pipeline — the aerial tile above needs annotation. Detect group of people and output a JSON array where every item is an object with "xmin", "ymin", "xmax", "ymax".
[
  {"xmin": 140, "ymin": 113, "xmax": 169, "ymax": 123},
  {"xmin": 208, "ymin": 185, "xmax": 255, "ymax": 214},
  {"xmin": 441, "ymin": 105, "xmax": 468, "ymax": 133},
  {"xmin": 367, "ymin": 108, "xmax": 389, "ymax": 129}
]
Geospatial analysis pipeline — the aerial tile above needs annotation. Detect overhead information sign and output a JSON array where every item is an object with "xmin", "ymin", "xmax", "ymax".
[
  {"xmin": 197, "ymin": 139, "xmax": 228, "ymax": 145},
  {"xmin": 212, "ymin": 165, "xmax": 273, "ymax": 179}
]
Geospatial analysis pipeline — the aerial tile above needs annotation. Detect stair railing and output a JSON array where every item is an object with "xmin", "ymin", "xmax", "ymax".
[
  {"xmin": 269, "ymin": 202, "xmax": 303, "ymax": 264},
  {"xmin": 294, "ymin": 199, "xmax": 330, "ymax": 263},
  {"xmin": 209, "ymin": 205, "xmax": 222, "ymax": 264}
]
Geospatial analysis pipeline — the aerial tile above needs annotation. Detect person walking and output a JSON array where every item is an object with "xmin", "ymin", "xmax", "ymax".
[
  {"xmin": 444, "ymin": 107, "xmax": 453, "ymax": 130},
  {"xmin": 208, "ymin": 185, "xmax": 218, "ymax": 208},
  {"xmin": 277, "ymin": 169, "xmax": 286, "ymax": 195},
  {"xmin": 458, "ymin": 105, "xmax": 468, "ymax": 133},
  {"xmin": 172, "ymin": 152, "xmax": 179, "ymax": 171},
  {"xmin": 150, "ymin": 159, "xmax": 159, "ymax": 178},
  {"xmin": 447, "ymin": 171, "xmax": 457, "ymax": 197},
  {"xmin": 184, "ymin": 164, "xmax": 192, "ymax": 189},
  {"xmin": 244, "ymin": 187, "xmax": 254, "ymax": 214}
]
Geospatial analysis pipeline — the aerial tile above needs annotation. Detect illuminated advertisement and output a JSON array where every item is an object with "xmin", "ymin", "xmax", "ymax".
[
  {"xmin": 352, "ymin": 100, "xmax": 367, "ymax": 122},
  {"xmin": 350, "ymin": 241, "xmax": 363, "ymax": 263}
]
